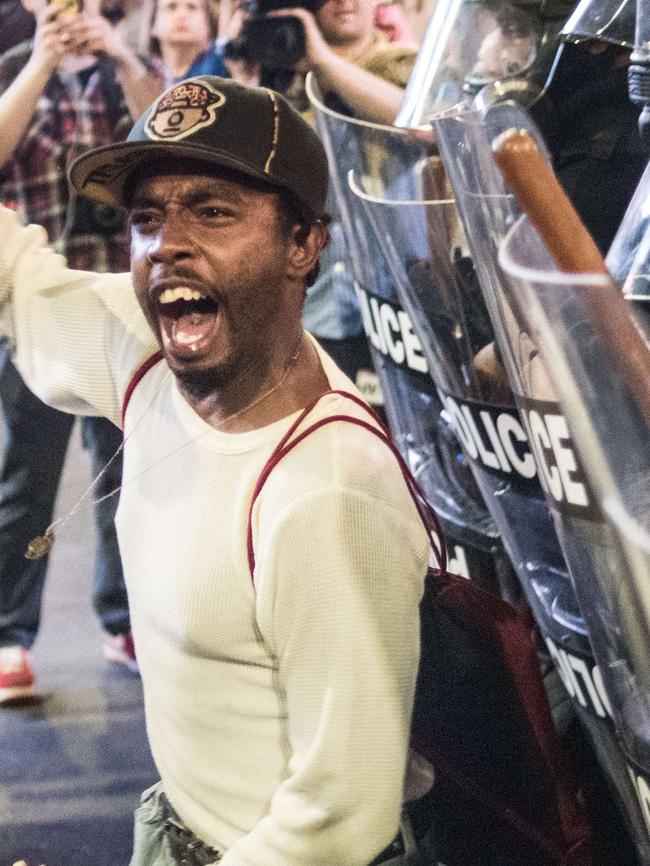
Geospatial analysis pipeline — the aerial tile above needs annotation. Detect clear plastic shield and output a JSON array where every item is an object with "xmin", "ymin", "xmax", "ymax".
[
  {"xmin": 396, "ymin": 0, "xmax": 544, "ymax": 128},
  {"xmin": 499, "ymin": 210, "xmax": 650, "ymax": 844},
  {"xmin": 607, "ymin": 157, "xmax": 650, "ymax": 348},
  {"xmin": 431, "ymin": 101, "xmax": 650, "ymax": 854},
  {"xmin": 349, "ymin": 118, "xmax": 586, "ymax": 662},
  {"xmin": 345, "ymin": 145, "xmax": 650, "ymax": 851},
  {"xmin": 307, "ymin": 74, "xmax": 508, "ymax": 591}
]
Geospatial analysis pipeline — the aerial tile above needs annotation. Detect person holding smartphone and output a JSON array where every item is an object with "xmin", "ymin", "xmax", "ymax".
[{"xmin": 0, "ymin": 0, "xmax": 159, "ymax": 702}]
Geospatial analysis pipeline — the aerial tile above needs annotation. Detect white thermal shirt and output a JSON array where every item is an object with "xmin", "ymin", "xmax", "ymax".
[{"xmin": 0, "ymin": 206, "xmax": 429, "ymax": 866}]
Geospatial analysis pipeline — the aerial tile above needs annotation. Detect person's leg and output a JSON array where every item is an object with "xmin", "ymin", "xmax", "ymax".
[
  {"xmin": 0, "ymin": 351, "xmax": 74, "ymax": 649},
  {"xmin": 81, "ymin": 416, "xmax": 129, "ymax": 636}
]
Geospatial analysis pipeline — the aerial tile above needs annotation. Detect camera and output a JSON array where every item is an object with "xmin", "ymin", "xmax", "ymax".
[{"xmin": 224, "ymin": 0, "xmax": 324, "ymax": 74}]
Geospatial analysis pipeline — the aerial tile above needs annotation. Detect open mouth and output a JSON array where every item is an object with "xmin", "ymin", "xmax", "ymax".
[{"xmin": 157, "ymin": 286, "xmax": 220, "ymax": 358}]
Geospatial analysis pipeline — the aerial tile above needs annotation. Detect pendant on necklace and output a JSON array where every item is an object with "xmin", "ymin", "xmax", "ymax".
[{"xmin": 25, "ymin": 530, "xmax": 55, "ymax": 560}]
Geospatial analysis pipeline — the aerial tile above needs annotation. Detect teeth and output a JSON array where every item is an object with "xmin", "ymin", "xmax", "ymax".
[{"xmin": 159, "ymin": 287, "xmax": 206, "ymax": 304}]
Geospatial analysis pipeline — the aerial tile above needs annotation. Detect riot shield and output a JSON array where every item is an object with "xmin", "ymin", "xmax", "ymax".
[
  {"xmin": 348, "ymin": 118, "xmax": 583, "ymax": 674},
  {"xmin": 306, "ymin": 75, "xmax": 509, "ymax": 593},
  {"xmin": 499, "ymin": 201, "xmax": 650, "ymax": 850},
  {"xmin": 607, "ymin": 156, "xmax": 650, "ymax": 347},
  {"xmin": 432, "ymin": 102, "xmax": 649, "ymax": 860},
  {"xmin": 395, "ymin": 0, "xmax": 572, "ymax": 129}
]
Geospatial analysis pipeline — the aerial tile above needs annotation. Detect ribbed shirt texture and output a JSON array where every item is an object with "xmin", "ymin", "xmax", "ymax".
[{"xmin": 0, "ymin": 206, "xmax": 429, "ymax": 866}]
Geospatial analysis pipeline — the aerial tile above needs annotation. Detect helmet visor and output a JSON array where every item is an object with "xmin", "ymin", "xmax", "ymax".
[
  {"xmin": 397, "ymin": 0, "xmax": 539, "ymax": 125},
  {"xmin": 561, "ymin": 0, "xmax": 634, "ymax": 47}
]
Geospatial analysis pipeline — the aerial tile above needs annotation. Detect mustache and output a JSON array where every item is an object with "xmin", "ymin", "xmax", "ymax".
[{"xmin": 150, "ymin": 270, "xmax": 218, "ymax": 300}]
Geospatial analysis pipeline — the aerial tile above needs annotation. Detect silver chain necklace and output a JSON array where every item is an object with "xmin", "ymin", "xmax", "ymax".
[{"xmin": 25, "ymin": 336, "xmax": 304, "ymax": 560}]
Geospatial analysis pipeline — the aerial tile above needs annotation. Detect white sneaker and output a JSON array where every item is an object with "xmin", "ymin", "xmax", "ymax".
[{"xmin": 102, "ymin": 632, "xmax": 139, "ymax": 674}]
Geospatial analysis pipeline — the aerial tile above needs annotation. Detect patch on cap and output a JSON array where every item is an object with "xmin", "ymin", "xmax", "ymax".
[{"xmin": 145, "ymin": 80, "xmax": 226, "ymax": 141}]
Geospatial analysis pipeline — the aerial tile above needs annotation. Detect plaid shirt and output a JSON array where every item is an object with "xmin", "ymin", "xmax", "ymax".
[{"xmin": 0, "ymin": 40, "xmax": 132, "ymax": 272}]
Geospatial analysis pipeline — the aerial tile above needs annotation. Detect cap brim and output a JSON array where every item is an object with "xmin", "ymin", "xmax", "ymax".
[{"xmin": 69, "ymin": 139, "xmax": 286, "ymax": 210}]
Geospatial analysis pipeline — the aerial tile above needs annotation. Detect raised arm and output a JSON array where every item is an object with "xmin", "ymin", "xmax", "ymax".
[
  {"xmin": 310, "ymin": 47, "xmax": 405, "ymax": 123},
  {"xmin": 63, "ymin": 3, "xmax": 164, "ymax": 120},
  {"xmin": 269, "ymin": 7, "xmax": 407, "ymax": 124},
  {"xmin": 0, "ymin": 5, "xmax": 69, "ymax": 171},
  {"xmin": 0, "ymin": 205, "xmax": 155, "ymax": 425}
]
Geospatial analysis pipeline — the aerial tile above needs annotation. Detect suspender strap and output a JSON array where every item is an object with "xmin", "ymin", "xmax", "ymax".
[
  {"xmin": 121, "ymin": 351, "xmax": 164, "ymax": 427},
  {"xmin": 120, "ymin": 375, "xmax": 448, "ymax": 575},
  {"xmin": 246, "ymin": 389, "xmax": 447, "ymax": 580}
]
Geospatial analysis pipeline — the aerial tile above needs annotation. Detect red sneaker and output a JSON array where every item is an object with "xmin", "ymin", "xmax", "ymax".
[
  {"xmin": 102, "ymin": 631, "xmax": 139, "ymax": 674},
  {"xmin": 0, "ymin": 646, "xmax": 35, "ymax": 704}
]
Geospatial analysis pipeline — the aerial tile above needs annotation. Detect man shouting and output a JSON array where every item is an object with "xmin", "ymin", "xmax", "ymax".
[{"xmin": 0, "ymin": 76, "xmax": 431, "ymax": 865}]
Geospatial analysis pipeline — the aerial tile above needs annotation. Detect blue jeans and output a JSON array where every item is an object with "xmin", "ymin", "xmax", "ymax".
[
  {"xmin": 129, "ymin": 782, "xmax": 439, "ymax": 866},
  {"xmin": 0, "ymin": 350, "xmax": 128, "ymax": 648}
]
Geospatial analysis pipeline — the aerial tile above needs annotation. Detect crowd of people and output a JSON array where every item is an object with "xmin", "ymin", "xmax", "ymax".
[{"xmin": 0, "ymin": 0, "xmax": 431, "ymax": 863}]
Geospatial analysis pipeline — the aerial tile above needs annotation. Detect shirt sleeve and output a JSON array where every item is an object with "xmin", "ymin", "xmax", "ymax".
[
  {"xmin": 0, "ymin": 204, "xmax": 157, "ymax": 426},
  {"xmin": 221, "ymin": 485, "xmax": 429, "ymax": 866}
]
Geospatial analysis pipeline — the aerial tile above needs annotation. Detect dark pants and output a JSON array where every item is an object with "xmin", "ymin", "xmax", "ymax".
[{"xmin": 0, "ymin": 350, "xmax": 128, "ymax": 648}]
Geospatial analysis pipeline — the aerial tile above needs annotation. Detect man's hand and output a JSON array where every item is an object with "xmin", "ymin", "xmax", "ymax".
[
  {"xmin": 55, "ymin": 0, "xmax": 161, "ymax": 119},
  {"xmin": 27, "ymin": 3, "xmax": 78, "ymax": 76},
  {"xmin": 218, "ymin": 0, "xmax": 248, "ymax": 44},
  {"xmin": 0, "ymin": 1, "xmax": 79, "ymax": 168},
  {"xmin": 373, "ymin": 3, "xmax": 416, "ymax": 46},
  {"xmin": 63, "ymin": 8, "xmax": 131, "ymax": 64},
  {"xmin": 267, "ymin": 4, "xmax": 407, "ymax": 124}
]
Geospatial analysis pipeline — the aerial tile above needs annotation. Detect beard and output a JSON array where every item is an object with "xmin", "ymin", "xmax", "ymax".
[{"xmin": 172, "ymin": 359, "xmax": 237, "ymax": 401}]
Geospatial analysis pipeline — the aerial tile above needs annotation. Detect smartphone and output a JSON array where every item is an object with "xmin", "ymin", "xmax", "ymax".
[{"xmin": 49, "ymin": 0, "xmax": 83, "ymax": 15}]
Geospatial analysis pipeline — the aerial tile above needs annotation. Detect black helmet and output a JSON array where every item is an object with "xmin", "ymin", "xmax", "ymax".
[
  {"xmin": 561, "ymin": 0, "xmax": 634, "ymax": 47},
  {"xmin": 396, "ymin": 0, "xmax": 578, "ymax": 127}
]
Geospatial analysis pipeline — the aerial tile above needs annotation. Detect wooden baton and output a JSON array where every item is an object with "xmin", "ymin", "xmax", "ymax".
[{"xmin": 492, "ymin": 127, "xmax": 650, "ymax": 425}]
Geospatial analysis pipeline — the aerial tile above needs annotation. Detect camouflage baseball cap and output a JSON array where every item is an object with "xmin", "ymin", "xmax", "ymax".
[{"xmin": 69, "ymin": 76, "xmax": 329, "ymax": 218}]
